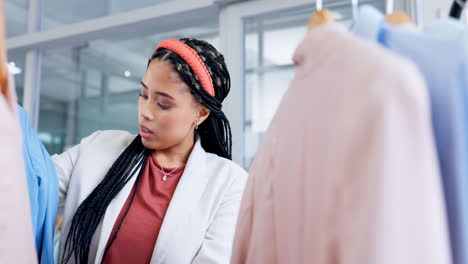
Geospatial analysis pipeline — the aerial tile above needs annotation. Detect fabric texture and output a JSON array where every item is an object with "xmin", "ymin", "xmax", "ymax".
[
  {"xmin": 102, "ymin": 153, "xmax": 184, "ymax": 264},
  {"xmin": 0, "ymin": 72, "xmax": 37, "ymax": 263},
  {"xmin": 355, "ymin": 8, "xmax": 468, "ymax": 263},
  {"xmin": 155, "ymin": 39, "xmax": 215, "ymax": 96},
  {"xmin": 232, "ymin": 23, "xmax": 450, "ymax": 264},
  {"xmin": 19, "ymin": 105, "xmax": 59, "ymax": 264}
]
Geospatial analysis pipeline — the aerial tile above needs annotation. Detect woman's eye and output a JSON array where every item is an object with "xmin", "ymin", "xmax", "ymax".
[
  {"xmin": 139, "ymin": 93, "xmax": 148, "ymax": 99},
  {"xmin": 158, "ymin": 103, "xmax": 171, "ymax": 110}
]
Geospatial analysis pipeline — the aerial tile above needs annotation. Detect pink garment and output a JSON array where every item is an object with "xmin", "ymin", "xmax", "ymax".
[
  {"xmin": 0, "ymin": 72, "xmax": 37, "ymax": 263},
  {"xmin": 232, "ymin": 24, "xmax": 451, "ymax": 264}
]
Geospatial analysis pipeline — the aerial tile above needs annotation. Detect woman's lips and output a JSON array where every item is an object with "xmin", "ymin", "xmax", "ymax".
[{"xmin": 140, "ymin": 125, "xmax": 154, "ymax": 139}]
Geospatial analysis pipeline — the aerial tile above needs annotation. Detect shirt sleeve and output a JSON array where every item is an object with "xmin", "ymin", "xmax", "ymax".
[{"xmin": 52, "ymin": 130, "xmax": 102, "ymax": 212}]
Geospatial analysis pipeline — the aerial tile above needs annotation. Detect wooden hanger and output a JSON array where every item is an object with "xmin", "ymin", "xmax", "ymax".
[
  {"xmin": 385, "ymin": 0, "xmax": 413, "ymax": 25},
  {"xmin": 308, "ymin": 0, "xmax": 334, "ymax": 30},
  {"xmin": 0, "ymin": 0, "xmax": 8, "ymax": 98},
  {"xmin": 386, "ymin": 11, "xmax": 413, "ymax": 25}
]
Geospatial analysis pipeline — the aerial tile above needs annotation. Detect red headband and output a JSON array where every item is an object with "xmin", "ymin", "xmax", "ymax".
[{"xmin": 155, "ymin": 39, "xmax": 215, "ymax": 97}]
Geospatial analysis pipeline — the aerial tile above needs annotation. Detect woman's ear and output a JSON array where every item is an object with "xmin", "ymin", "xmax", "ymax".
[{"xmin": 195, "ymin": 105, "xmax": 210, "ymax": 127}]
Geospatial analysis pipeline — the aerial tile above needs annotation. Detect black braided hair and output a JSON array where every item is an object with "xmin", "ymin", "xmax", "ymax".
[
  {"xmin": 61, "ymin": 38, "xmax": 232, "ymax": 264},
  {"xmin": 61, "ymin": 135, "xmax": 151, "ymax": 264},
  {"xmin": 149, "ymin": 37, "xmax": 232, "ymax": 160}
]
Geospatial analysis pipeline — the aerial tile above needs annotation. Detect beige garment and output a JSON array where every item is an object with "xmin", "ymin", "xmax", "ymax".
[
  {"xmin": 0, "ymin": 0, "xmax": 36, "ymax": 261},
  {"xmin": 232, "ymin": 23, "xmax": 451, "ymax": 264},
  {"xmin": 0, "ymin": 72, "xmax": 37, "ymax": 263}
]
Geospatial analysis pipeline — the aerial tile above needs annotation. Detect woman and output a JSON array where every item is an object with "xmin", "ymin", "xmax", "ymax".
[{"xmin": 53, "ymin": 38, "xmax": 247, "ymax": 264}]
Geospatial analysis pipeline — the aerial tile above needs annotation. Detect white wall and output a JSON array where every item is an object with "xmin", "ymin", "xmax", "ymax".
[{"xmin": 421, "ymin": 0, "xmax": 454, "ymax": 25}]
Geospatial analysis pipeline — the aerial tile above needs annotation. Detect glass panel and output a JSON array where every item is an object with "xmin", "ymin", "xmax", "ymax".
[
  {"xmin": 244, "ymin": 68, "xmax": 294, "ymax": 166},
  {"xmin": 7, "ymin": 51, "xmax": 26, "ymax": 105},
  {"xmin": 39, "ymin": 23, "xmax": 219, "ymax": 154},
  {"xmin": 243, "ymin": 0, "xmax": 386, "ymax": 168},
  {"xmin": 43, "ymin": 0, "xmax": 171, "ymax": 30},
  {"xmin": 263, "ymin": 26, "xmax": 307, "ymax": 66},
  {"xmin": 245, "ymin": 33, "xmax": 259, "ymax": 70},
  {"xmin": 5, "ymin": 0, "xmax": 28, "ymax": 37}
]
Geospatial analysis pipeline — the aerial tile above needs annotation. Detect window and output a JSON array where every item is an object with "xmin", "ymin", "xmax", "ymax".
[
  {"xmin": 5, "ymin": 0, "xmax": 28, "ymax": 37},
  {"xmin": 243, "ymin": 1, "xmax": 385, "ymax": 168},
  {"xmin": 38, "ymin": 22, "xmax": 219, "ymax": 154}
]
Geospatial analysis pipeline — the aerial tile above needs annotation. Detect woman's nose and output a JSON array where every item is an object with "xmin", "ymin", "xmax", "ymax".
[{"xmin": 140, "ymin": 101, "xmax": 154, "ymax": 121}]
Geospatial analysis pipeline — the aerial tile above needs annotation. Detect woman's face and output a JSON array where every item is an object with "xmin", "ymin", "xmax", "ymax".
[{"xmin": 138, "ymin": 59, "xmax": 209, "ymax": 150}]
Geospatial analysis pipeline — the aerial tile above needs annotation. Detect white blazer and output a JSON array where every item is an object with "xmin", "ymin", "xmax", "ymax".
[{"xmin": 52, "ymin": 130, "xmax": 247, "ymax": 264}]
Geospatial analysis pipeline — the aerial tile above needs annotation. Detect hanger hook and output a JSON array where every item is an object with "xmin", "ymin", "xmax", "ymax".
[
  {"xmin": 316, "ymin": 0, "xmax": 322, "ymax": 11},
  {"xmin": 386, "ymin": 0, "xmax": 394, "ymax": 15},
  {"xmin": 352, "ymin": 0, "xmax": 358, "ymax": 20}
]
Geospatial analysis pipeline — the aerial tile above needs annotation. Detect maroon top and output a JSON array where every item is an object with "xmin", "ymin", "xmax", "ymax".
[{"xmin": 102, "ymin": 153, "xmax": 185, "ymax": 264}]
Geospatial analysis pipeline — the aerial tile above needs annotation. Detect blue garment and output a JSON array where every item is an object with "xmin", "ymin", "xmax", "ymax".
[
  {"xmin": 425, "ymin": 21, "xmax": 468, "ymax": 200},
  {"xmin": 425, "ymin": 17, "xmax": 468, "ymax": 44},
  {"xmin": 426, "ymin": 19, "xmax": 468, "ymax": 264},
  {"xmin": 355, "ymin": 7, "xmax": 468, "ymax": 264},
  {"xmin": 19, "ymin": 105, "xmax": 59, "ymax": 264}
]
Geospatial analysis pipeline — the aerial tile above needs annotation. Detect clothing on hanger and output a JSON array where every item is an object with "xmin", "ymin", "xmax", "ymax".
[
  {"xmin": 232, "ymin": 22, "xmax": 450, "ymax": 264},
  {"xmin": 0, "ymin": 74, "xmax": 37, "ymax": 263},
  {"xmin": 355, "ymin": 7, "xmax": 468, "ymax": 263},
  {"xmin": 19, "ymin": 105, "xmax": 59, "ymax": 264}
]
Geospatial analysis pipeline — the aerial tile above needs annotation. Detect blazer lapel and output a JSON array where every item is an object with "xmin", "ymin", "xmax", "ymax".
[
  {"xmin": 92, "ymin": 142, "xmax": 143, "ymax": 264},
  {"xmin": 150, "ymin": 138, "xmax": 208, "ymax": 263}
]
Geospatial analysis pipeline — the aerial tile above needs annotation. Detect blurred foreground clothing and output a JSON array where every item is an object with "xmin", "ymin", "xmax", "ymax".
[
  {"xmin": 19, "ymin": 105, "xmax": 59, "ymax": 264},
  {"xmin": 355, "ymin": 7, "xmax": 468, "ymax": 263},
  {"xmin": 0, "ymin": 71, "xmax": 37, "ymax": 263},
  {"xmin": 232, "ymin": 23, "xmax": 450, "ymax": 264}
]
